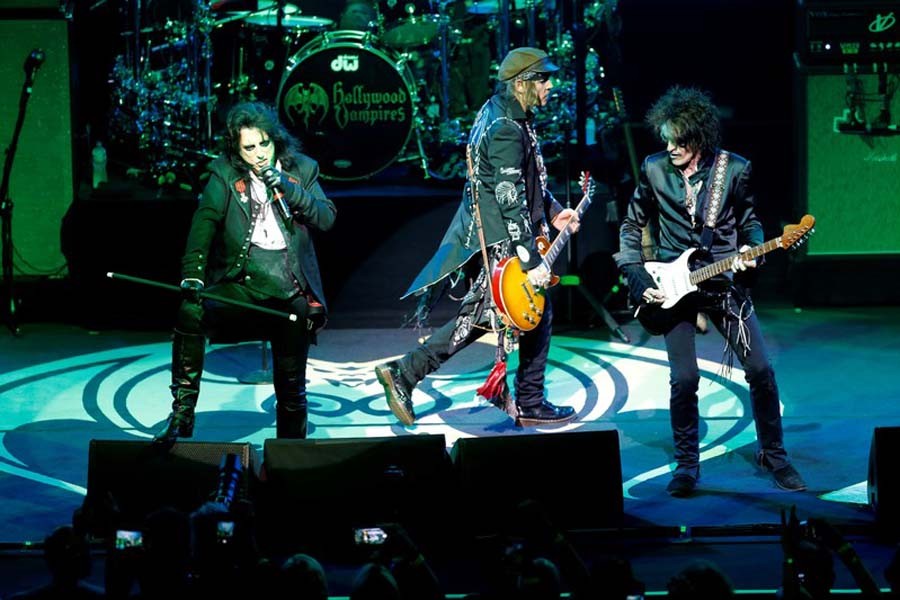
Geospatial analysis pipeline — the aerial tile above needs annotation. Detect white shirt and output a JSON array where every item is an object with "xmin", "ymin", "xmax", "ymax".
[{"xmin": 248, "ymin": 163, "xmax": 288, "ymax": 250}]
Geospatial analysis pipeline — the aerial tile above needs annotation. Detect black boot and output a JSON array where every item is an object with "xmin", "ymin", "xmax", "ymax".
[
  {"xmin": 273, "ymin": 352, "xmax": 309, "ymax": 439},
  {"xmin": 374, "ymin": 360, "xmax": 416, "ymax": 425},
  {"xmin": 276, "ymin": 403, "xmax": 308, "ymax": 439},
  {"xmin": 515, "ymin": 400, "xmax": 576, "ymax": 427},
  {"xmin": 154, "ymin": 329, "xmax": 205, "ymax": 445}
]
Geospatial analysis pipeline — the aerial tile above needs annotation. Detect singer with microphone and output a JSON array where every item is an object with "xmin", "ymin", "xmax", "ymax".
[{"xmin": 155, "ymin": 102, "xmax": 337, "ymax": 445}]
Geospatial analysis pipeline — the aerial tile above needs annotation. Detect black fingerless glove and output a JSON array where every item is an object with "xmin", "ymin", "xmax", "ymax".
[
  {"xmin": 260, "ymin": 166, "xmax": 283, "ymax": 190},
  {"xmin": 623, "ymin": 264, "xmax": 655, "ymax": 304}
]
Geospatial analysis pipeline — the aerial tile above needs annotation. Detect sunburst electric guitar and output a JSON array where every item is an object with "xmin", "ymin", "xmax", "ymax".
[
  {"xmin": 490, "ymin": 172, "xmax": 595, "ymax": 331},
  {"xmin": 636, "ymin": 214, "xmax": 816, "ymax": 335}
]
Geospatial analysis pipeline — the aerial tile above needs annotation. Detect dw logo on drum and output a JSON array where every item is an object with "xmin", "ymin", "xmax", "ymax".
[{"xmin": 331, "ymin": 54, "xmax": 360, "ymax": 72}]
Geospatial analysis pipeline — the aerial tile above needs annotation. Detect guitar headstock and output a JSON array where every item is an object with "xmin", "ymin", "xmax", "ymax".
[
  {"xmin": 578, "ymin": 171, "xmax": 595, "ymax": 199},
  {"xmin": 780, "ymin": 214, "xmax": 816, "ymax": 250},
  {"xmin": 611, "ymin": 87, "xmax": 628, "ymax": 118}
]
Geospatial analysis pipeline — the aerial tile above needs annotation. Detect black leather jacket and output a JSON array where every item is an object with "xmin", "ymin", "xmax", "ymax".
[
  {"xmin": 181, "ymin": 153, "xmax": 337, "ymax": 309},
  {"xmin": 403, "ymin": 91, "xmax": 563, "ymax": 298},
  {"xmin": 615, "ymin": 149, "xmax": 763, "ymax": 278}
]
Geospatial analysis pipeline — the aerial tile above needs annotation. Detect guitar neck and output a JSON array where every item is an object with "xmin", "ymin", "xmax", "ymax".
[
  {"xmin": 543, "ymin": 195, "xmax": 591, "ymax": 268},
  {"xmin": 688, "ymin": 237, "xmax": 783, "ymax": 285}
]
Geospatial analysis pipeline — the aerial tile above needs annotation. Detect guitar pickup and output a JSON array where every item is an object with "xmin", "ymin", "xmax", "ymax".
[{"xmin": 521, "ymin": 283, "xmax": 537, "ymax": 302}]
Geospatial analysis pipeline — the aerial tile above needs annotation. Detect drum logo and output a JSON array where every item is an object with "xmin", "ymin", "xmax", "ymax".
[
  {"xmin": 283, "ymin": 82, "xmax": 330, "ymax": 128},
  {"xmin": 331, "ymin": 54, "xmax": 360, "ymax": 72},
  {"xmin": 332, "ymin": 81, "xmax": 408, "ymax": 129}
]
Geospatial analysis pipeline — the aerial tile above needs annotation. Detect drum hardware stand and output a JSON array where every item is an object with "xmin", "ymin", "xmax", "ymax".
[
  {"xmin": 556, "ymin": 0, "xmax": 628, "ymax": 343},
  {"xmin": 238, "ymin": 341, "xmax": 274, "ymax": 384},
  {"xmin": 1, "ymin": 50, "xmax": 44, "ymax": 337},
  {"xmin": 390, "ymin": 53, "xmax": 432, "ymax": 179},
  {"xmin": 497, "ymin": 0, "xmax": 511, "ymax": 56},
  {"xmin": 196, "ymin": 0, "xmax": 214, "ymax": 148},
  {"xmin": 437, "ymin": 1, "xmax": 452, "ymax": 122},
  {"xmin": 397, "ymin": 119, "xmax": 431, "ymax": 179},
  {"xmin": 524, "ymin": 0, "xmax": 538, "ymax": 47},
  {"xmin": 557, "ymin": 153, "xmax": 628, "ymax": 343}
]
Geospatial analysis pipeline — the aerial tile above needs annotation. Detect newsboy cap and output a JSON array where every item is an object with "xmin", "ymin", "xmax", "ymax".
[{"xmin": 498, "ymin": 47, "xmax": 559, "ymax": 81}]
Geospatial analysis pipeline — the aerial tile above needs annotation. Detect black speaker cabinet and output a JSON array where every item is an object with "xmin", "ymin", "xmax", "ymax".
[
  {"xmin": 868, "ymin": 426, "xmax": 900, "ymax": 537},
  {"xmin": 0, "ymin": 19, "xmax": 74, "ymax": 276},
  {"xmin": 260, "ymin": 435, "xmax": 453, "ymax": 554},
  {"xmin": 451, "ymin": 430, "xmax": 624, "ymax": 534},
  {"xmin": 85, "ymin": 440, "xmax": 258, "ymax": 537}
]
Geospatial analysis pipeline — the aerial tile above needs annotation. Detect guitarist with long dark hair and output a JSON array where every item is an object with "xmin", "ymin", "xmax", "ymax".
[{"xmin": 614, "ymin": 86, "xmax": 806, "ymax": 497}]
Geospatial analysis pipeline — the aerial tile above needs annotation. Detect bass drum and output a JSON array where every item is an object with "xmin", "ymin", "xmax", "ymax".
[{"xmin": 277, "ymin": 31, "xmax": 416, "ymax": 180}]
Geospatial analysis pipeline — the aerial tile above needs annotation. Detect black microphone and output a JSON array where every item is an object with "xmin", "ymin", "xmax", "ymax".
[
  {"xmin": 260, "ymin": 166, "xmax": 292, "ymax": 221},
  {"xmin": 24, "ymin": 49, "xmax": 45, "ymax": 90}
]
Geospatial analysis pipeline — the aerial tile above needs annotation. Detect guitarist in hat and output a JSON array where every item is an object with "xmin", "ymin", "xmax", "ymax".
[
  {"xmin": 614, "ymin": 86, "xmax": 806, "ymax": 497},
  {"xmin": 374, "ymin": 47, "xmax": 580, "ymax": 428}
]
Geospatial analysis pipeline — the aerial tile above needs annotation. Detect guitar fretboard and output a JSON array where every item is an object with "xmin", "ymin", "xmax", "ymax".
[
  {"xmin": 688, "ymin": 237, "xmax": 782, "ymax": 285},
  {"xmin": 543, "ymin": 195, "xmax": 592, "ymax": 267}
]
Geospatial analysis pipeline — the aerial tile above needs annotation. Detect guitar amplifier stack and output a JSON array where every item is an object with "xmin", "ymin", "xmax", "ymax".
[{"xmin": 796, "ymin": 0, "xmax": 900, "ymax": 67}]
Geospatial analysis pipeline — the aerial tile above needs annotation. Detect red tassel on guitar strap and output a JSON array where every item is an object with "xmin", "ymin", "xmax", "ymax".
[
  {"xmin": 476, "ymin": 326, "xmax": 519, "ymax": 419},
  {"xmin": 476, "ymin": 358, "xmax": 507, "ymax": 400},
  {"xmin": 477, "ymin": 331, "xmax": 509, "ymax": 404}
]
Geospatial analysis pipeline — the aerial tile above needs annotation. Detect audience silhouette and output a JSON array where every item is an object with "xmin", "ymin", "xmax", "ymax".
[{"xmin": 3, "ymin": 493, "xmax": 897, "ymax": 599}]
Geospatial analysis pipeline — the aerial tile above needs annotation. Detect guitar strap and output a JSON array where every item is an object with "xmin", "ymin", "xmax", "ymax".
[
  {"xmin": 699, "ymin": 150, "xmax": 730, "ymax": 252},
  {"xmin": 466, "ymin": 145, "xmax": 497, "ymax": 305},
  {"xmin": 466, "ymin": 145, "xmax": 515, "ymax": 413}
]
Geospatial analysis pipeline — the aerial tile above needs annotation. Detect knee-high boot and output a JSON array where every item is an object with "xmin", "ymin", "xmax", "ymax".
[
  {"xmin": 154, "ymin": 329, "xmax": 206, "ymax": 444},
  {"xmin": 273, "ymin": 355, "xmax": 308, "ymax": 439}
]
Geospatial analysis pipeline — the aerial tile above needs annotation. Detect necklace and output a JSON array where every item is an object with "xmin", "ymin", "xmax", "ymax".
[{"xmin": 681, "ymin": 170, "xmax": 702, "ymax": 229}]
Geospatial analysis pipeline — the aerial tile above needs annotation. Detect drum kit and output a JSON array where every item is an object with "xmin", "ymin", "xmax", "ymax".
[{"xmin": 108, "ymin": 0, "xmax": 612, "ymax": 183}]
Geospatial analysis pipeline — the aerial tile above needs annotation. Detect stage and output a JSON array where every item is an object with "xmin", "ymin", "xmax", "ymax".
[
  {"xmin": 2, "ymin": 304, "xmax": 898, "ymax": 595},
  {"xmin": 2, "ymin": 0, "xmax": 900, "ymax": 595}
]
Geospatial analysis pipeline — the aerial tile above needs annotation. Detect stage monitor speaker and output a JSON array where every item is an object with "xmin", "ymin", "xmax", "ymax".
[
  {"xmin": 0, "ymin": 19, "xmax": 74, "ymax": 277},
  {"xmin": 85, "ymin": 440, "xmax": 258, "ymax": 537},
  {"xmin": 260, "ymin": 435, "xmax": 453, "ymax": 554},
  {"xmin": 799, "ymin": 68, "xmax": 900, "ymax": 257},
  {"xmin": 868, "ymin": 426, "xmax": 900, "ymax": 537},
  {"xmin": 451, "ymin": 430, "xmax": 623, "ymax": 534}
]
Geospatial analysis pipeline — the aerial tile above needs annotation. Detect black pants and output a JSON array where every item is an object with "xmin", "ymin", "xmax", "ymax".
[
  {"xmin": 176, "ymin": 282, "xmax": 310, "ymax": 414},
  {"xmin": 398, "ymin": 292, "xmax": 553, "ymax": 409},
  {"xmin": 664, "ymin": 289, "xmax": 787, "ymax": 479}
]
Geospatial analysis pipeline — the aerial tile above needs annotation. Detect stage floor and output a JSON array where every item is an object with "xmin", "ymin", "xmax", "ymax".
[{"xmin": 1, "ymin": 305, "xmax": 899, "ymax": 594}]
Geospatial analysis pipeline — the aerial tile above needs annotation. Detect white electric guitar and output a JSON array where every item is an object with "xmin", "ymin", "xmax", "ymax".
[{"xmin": 636, "ymin": 215, "xmax": 816, "ymax": 334}]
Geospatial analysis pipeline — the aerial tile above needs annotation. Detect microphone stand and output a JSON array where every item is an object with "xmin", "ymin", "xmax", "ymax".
[{"xmin": 0, "ymin": 60, "xmax": 41, "ymax": 336}]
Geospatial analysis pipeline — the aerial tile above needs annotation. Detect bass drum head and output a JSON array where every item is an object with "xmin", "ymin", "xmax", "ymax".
[{"xmin": 277, "ymin": 32, "xmax": 415, "ymax": 180}]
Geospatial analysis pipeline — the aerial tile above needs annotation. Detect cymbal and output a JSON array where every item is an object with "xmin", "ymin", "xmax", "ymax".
[
  {"xmin": 120, "ymin": 23, "xmax": 186, "ymax": 35},
  {"xmin": 466, "ymin": 0, "xmax": 499, "ymax": 14},
  {"xmin": 215, "ymin": 2, "xmax": 299, "ymax": 26},
  {"xmin": 214, "ymin": 11, "xmax": 251, "ymax": 26},
  {"xmin": 242, "ymin": 9, "xmax": 333, "ymax": 29},
  {"xmin": 257, "ymin": 0, "xmax": 296, "ymax": 9},
  {"xmin": 466, "ymin": 0, "xmax": 531, "ymax": 14}
]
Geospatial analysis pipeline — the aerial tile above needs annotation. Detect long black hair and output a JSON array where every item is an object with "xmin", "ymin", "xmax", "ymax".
[
  {"xmin": 220, "ymin": 102, "xmax": 302, "ymax": 172},
  {"xmin": 645, "ymin": 86, "xmax": 721, "ymax": 157}
]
